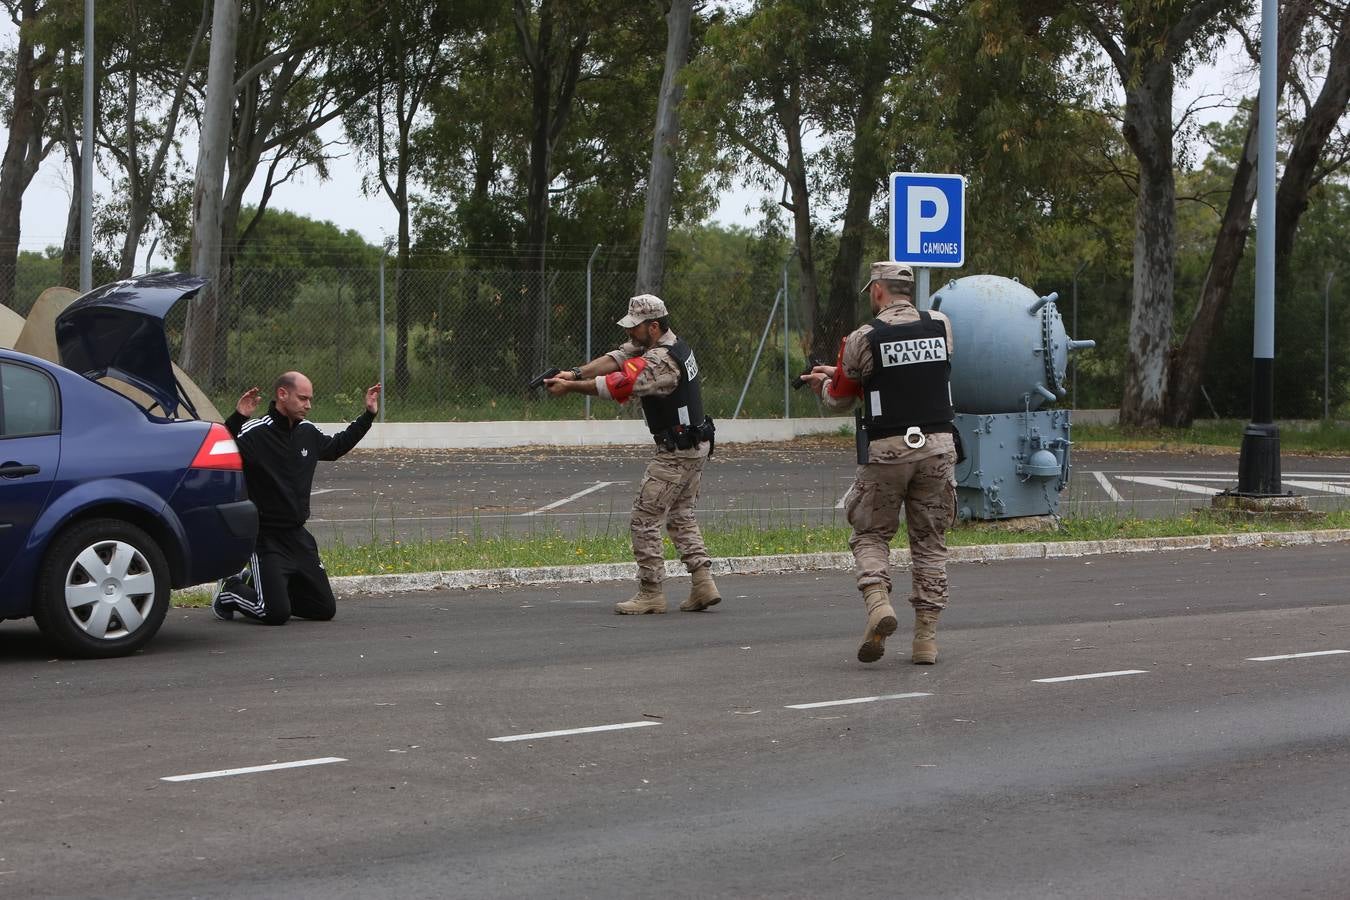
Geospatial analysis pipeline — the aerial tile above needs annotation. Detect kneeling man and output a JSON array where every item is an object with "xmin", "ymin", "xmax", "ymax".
[{"xmin": 213, "ymin": 372, "xmax": 380, "ymax": 625}]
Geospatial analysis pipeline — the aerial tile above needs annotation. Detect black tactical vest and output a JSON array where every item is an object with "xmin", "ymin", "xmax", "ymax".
[
  {"xmin": 640, "ymin": 337, "xmax": 705, "ymax": 441},
  {"xmin": 860, "ymin": 311, "xmax": 953, "ymax": 439}
]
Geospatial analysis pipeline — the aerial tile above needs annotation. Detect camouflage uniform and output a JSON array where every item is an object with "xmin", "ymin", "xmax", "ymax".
[
  {"xmin": 821, "ymin": 300, "xmax": 958, "ymax": 612},
  {"xmin": 603, "ymin": 331, "xmax": 711, "ymax": 585}
]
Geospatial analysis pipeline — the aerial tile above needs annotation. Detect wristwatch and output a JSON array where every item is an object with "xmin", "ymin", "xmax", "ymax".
[{"xmin": 571, "ymin": 366, "xmax": 584, "ymax": 380}]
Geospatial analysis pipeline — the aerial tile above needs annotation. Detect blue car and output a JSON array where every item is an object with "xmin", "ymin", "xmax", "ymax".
[{"xmin": 0, "ymin": 274, "xmax": 258, "ymax": 657}]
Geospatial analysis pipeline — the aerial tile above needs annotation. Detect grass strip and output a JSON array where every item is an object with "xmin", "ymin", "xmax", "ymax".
[{"xmin": 173, "ymin": 509, "xmax": 1350, "ymax": 607}]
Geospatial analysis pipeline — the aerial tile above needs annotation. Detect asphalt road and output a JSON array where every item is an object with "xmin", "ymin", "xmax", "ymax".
[
  {"xmin": 306, "ymin": 446, "xmax": 1350, "ymax": 543},
  {"xmin": 4, "ymin": 543, "xmax": 1350, "ymax": 898}
]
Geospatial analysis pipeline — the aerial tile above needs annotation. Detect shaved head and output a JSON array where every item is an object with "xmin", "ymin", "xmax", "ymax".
[{"xmin": 273, "ymin": 371, "xmax": 314, "ymax": 423}]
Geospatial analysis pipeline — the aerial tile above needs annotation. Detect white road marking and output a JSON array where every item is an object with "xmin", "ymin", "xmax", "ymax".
[
  {"xmin": 161, "ymin": 756, "xmax": 346, "ymax": 782},
  {"xmin": 1282, "ymin": 479, "xmax": 1350, "ymax": 496},
  {"xmin": 1246, "ymin": 649, "xmax": 1350, "ymax": 662},
  {"xmin": 1091, "ymin": 471, "xmax": 1124, "ymax": 502},
  {"xmin": 1033, "ymin": 669, "xmax": 1148, "ymax": 683},
  {"xmin": 785, "ymin": 692, "xmax": 931, "ymax": 710},
  {"xmin": 489, "ymin": 721, "xmax": 660, "ymax": 742},
  {"xmin": 524, "ymin": 481, "xmax": 620, "ymax": 516},
  {"xmin": 835, "ymin": 487, "xmax": 851, "ymax": 510},
  {"xmin": 1113, "ymin": 476, "xmax": 1220, "ymax": 496},
  {"xmin": 310, "ymin": 488, "xmax": 350, "ymax": 496}
]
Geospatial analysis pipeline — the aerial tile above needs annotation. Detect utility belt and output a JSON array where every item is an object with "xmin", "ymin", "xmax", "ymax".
[
  {"xmin": 654, "ymin": 416, "xmax": 716, "ymax": 456},
  {"xmin": 855, "ymin": 414, "xmax": 964, "ymax": 464}
]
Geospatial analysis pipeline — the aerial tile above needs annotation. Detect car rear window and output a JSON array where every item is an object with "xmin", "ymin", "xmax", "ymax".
[{"xmin": 1, "ymin": 362, "xmax": 60, "ymax": 437}]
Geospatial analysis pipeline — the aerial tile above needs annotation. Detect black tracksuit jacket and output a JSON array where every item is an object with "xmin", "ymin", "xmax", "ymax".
[{"xmin": 225, "ymin": 401, "xmax": 374, "ymax": 532}]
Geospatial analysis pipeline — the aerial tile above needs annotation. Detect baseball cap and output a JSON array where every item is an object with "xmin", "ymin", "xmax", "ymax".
[
  {"xmin": 617, "ymin": 293, "xmax": 669, "ymax": 327},
  {"xmin": 860, "ymin": 261, "xmax": 915, "ymax": 293}
]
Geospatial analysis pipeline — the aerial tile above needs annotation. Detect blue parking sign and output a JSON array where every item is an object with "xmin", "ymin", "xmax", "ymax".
[{"xmin": 890, "ymin": 172, "xmax": 964, "ymax": 268}]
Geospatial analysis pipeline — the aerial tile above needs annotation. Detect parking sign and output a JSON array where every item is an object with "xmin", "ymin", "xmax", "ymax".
[{"xmin": 889, "ymin": 172, "xmax": 964, "ymax": 268}]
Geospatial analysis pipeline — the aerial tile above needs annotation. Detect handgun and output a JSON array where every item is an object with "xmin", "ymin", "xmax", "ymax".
[
  {"xmin": 528, "ymin": 367, "xmax": 562, "ymax": 390},
  {"xmin": 792, "ymin": 356, "xmax": 826, "ymax": 390}
]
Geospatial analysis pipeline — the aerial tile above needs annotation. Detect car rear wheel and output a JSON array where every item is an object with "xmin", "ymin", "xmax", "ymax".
[{"xmin": 34, "ymin": 519, "xmax": 170, "ymax": 658}]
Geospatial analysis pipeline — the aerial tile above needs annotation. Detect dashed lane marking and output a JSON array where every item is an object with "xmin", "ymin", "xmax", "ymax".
[
  {"xmin": 785, "ymin": 692, "xmax": 931, "ymax": 710},
  {"xmin": 1033, "ymin": 669, "xmax": 1149, "ymax": 684},
  {"xmin": 161, "ymin": 757, "xmax": 347, "ymax": 782},
  {"xmin": 524, "ymin": 481, "xmax": 620, "ymax": 517},
  {"xmin": 1246, "ymin": 649, "xmax": 1350, "ymax": 662},
  {"xmin": 489, "ymin": 721, "xmax": 660, "ymax": 743}
]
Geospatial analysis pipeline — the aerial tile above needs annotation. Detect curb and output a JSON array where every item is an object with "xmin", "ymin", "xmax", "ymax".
[{"xmin": 328, "ymin": 528, "xmax": 1350, "ymax": 596}]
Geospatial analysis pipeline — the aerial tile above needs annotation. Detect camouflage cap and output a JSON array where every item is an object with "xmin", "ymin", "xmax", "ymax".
[
  {"xmin": 860, "ymin": 261, "xmax": 916, "ymax": 293},
  {"xmin": 617, "ymin": 293, "xmax": 669, "ymax": 327}
]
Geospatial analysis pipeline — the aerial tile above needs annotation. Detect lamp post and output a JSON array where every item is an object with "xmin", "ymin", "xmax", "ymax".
[{"xmin": 80, "ymin": 0, "xmax": 94, "ymax": 292}]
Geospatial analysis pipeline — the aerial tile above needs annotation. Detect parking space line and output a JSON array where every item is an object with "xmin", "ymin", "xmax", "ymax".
[
  {"xmin": 785, "ymin": 692, "xmax": 931, "ymax": 710},
  {"xmin": 1281, "ymin": 479, "xmax": 1350, "ymax": 496},
  {"xmin": 1091, "ymin": 471, "xmax": 1123, "ymax": 502},
  {"xmin": 161, "ymin": 757, "xmax": 347, "ymax": 782},
  {"xmin": 1113, "ymin": 476, "xmax": 1219, "ymax": 496},
  {"xmin": 1033, "ymin": 669, "xmax": 1148, "ymax": 684},
  {"xmin": 524, "ymin": 481, "xmax": 619, "ymax": 517},
  {"xmin": 489, "ymin": 721, "xmax": 660, "ymax": 742},
  {"xmin": 1246, "ymin": 649, "xmax": 1350, "ymax": 662}
]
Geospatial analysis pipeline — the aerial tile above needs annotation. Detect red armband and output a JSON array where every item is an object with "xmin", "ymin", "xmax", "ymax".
[
  {"xmin": 604, "ymin": 356, "xmax": 648, "ymax": 403},
  {"xmin": 827, "ymin": 337, "xmax": 860, "ymax": 399}
]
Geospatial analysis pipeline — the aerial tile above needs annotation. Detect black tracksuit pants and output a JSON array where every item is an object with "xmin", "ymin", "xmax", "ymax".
[{"xmin": 220, "ymin": 527, "xmax": 336, "ymax": 625}]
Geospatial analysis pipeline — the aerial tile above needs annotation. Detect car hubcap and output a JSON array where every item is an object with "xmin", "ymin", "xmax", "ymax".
[{"xmin": 64, "ymin": 540, "xmax": 155, "ymax": 640}]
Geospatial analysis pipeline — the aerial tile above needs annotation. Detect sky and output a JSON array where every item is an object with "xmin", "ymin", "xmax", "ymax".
[{"xmin": 6, "ymin": 23, "xmax": 1257, "ymax": 265}]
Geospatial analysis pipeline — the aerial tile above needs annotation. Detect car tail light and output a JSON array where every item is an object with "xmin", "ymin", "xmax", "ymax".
[{"xmin": 191, "ymin": 423, "xmax": 243, "ymax": 470}]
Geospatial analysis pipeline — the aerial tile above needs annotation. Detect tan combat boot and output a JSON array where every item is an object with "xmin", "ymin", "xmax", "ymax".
[
  {"xmin": 679, "ymin": 566, "xmax": 721, "ymax": 612},
  {"xmin": 615, "ymin": 581, "xmax": 667, "ymax": 615},
  {"xmin": 912, "ymin": 610, "xmax": 940, "ymax": 664},
  {"xmin": 857, "ymin": 587, "xmax": 898, "ymax": 663}
]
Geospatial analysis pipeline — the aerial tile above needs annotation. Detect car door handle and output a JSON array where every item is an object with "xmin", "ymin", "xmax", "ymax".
[{"xmin": 0, "ymin": 462, "xmax": 41, "ymax": 478}]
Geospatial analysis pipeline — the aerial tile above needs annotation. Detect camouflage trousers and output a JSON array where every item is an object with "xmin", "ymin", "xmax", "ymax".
[
  {"xmin": 631, "ymin": 452, "xmax": 711, "ymax": 584},
  {"xmin": 845, "ymin": 452, "xmax": 957, "ymax": 611}
]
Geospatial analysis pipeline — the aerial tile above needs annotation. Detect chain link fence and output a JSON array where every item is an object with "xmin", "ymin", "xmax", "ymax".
[{"xmin": 166, "ymin": 264, "xmax": 830, "ymax": 422}]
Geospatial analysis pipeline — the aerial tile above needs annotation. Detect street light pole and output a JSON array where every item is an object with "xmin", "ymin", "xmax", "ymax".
[{"xmin": 1235, "ymin": 0, "xmax": 1281, "ymax": 496}]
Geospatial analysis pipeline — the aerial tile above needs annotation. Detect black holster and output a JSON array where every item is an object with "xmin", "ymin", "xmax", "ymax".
[
  {"xmin": 655, "ymin": 416, "xmax": 715, "ymax": 456},
  {"xmin": 855, "ymin": 407, "xmax": 869, "ymax": 465}
]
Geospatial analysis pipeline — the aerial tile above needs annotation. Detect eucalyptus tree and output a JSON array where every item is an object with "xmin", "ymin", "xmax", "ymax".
[
  {"xmin": 344, "ymin": 0, "xmax": 484, "ymax": 393},
  {"xmin": 634, "ymin": 0, "xmax": 697, "ymax": 297},
  {"xmin": 1076, "ymin": 0, "xmax": 1237, "ymax": 427},
  {"xmin": 0, "ymin": 0, "xmax": 62, "ymax": 310},
  {"xmin": 1166, "ymin": 0, "xmax": 1318, "ymax": 425},
  {"xmin": 183, "ymin": 0, "xmax": 382, "ymax": 386},
  {"xmin": 687, "ymin": 0, "xmax": 938, "ymax": 358},
  {"xmin": 97, "ymin": 0, "xmax": 210, "ymax": 278}
]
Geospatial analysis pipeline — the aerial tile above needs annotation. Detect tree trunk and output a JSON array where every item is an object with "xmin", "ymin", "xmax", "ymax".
[
  {"xmin": 183, "ymin": 0, "xmax": 240, "ymax": 387},
  {"xmin": 1118, "ymin": 61, "xmax": 1175, "ymax": 428},
  {"xmin": 118, "ymin": 59, "xmax": 143, "ymax": 279},
  {"xmin": 515, "ymin": 0, "xmax": 587, "ymax": 378},
  {"xmin": 816, "ymin": 9, "xmax": 889, "ymax": 362},
  {"xmin": 0, "ymin": 2, "xmax": 55, "ymax": 311},
  {"xmin": 1166, "ymin": 1, "xmax": 1314, "ymax": 427},
  {"xmin": 634, "ymin": 0, "xmax": 694, "ymax": 297},
  {"xmin": 778, "ymin": 81, "xmax": 817, "ymax": 353},
  {"xmin": 59, "ymin": 63, "xmax": 82, "ymax": 289},
  {"xmin": 1273, "ymin": 7, "xmax": 1350, "ymax": 290}
]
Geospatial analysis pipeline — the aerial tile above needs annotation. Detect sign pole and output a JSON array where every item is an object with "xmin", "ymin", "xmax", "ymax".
[{"xmin": 916, "ymin": 268, "xmax": 931, "ymax": 311}]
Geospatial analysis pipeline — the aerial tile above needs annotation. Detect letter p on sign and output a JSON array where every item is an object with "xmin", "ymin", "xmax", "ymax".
[
  {"xmin": 890, "ymin": 173, "xmax": 964, "ymax": 268},
  {"xmin": 907, "ymin": 186, "xmax": 949, "ymax": 254}
]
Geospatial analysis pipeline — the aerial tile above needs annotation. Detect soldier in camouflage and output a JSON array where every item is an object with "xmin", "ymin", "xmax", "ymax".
[
  {"xmin": 546, "ymin": 294, "xmax": 720, "ymax": 616},
  {"xmin": 803, "ymin": 262, "xmax": 958, "ymax": 664}
]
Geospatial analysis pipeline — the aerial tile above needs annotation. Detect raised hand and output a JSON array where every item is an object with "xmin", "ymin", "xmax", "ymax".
[{"xmin": 236, "ymin": 387, "xmax": 262, "ymax": 417}]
